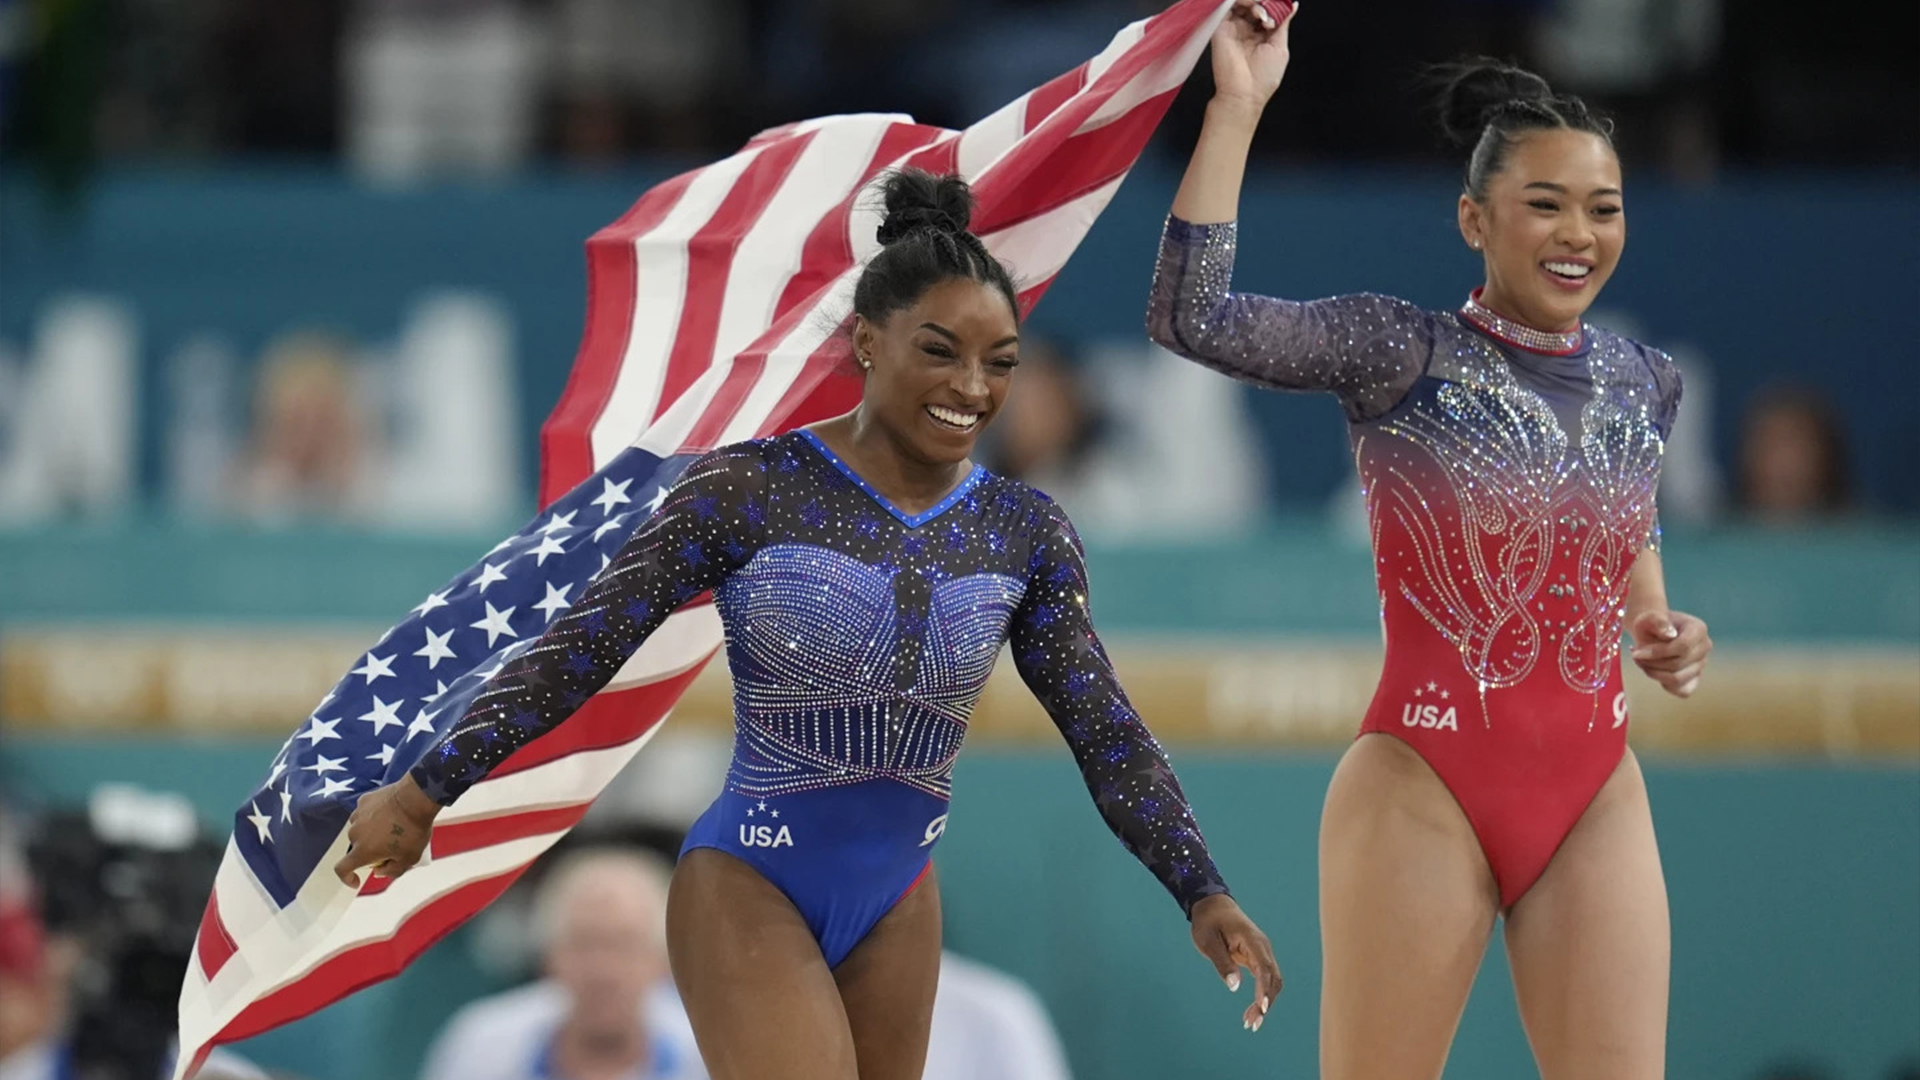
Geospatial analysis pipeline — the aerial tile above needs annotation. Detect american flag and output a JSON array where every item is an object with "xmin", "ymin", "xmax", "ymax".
[{"xmin": 173, "ymin": 2, "xmax": 1241, "ymax": 1073}]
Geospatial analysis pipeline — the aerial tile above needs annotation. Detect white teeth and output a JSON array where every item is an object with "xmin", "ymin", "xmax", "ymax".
[
  {"xmin": 926, "ymin": 405, "xmax": 978, "ymax": 430},
  {"xmin": 1544, "ymin": 261, "xmax": 1591, "ymax": 278}
]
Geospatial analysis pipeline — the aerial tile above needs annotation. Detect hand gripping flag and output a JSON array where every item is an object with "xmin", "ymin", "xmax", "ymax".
[{"xmin": 174, "ymin": 2, "xmax": 1242, "ymax": 1073}]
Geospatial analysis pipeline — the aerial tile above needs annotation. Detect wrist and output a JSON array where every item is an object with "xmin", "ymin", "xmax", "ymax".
[
  {"xmin": 1189, "ymin": 892, "xmax": 1236, "ymax": 919},
  {"xmin": 398, "ymin": 773, "xmax": 446, "ymax": 820},
  {"xmin": 1206, "ymin": 94, "xmax": 1267, "ymax": 129}
]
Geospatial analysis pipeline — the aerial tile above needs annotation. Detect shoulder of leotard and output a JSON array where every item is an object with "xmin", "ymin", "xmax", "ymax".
[
  {"xmin": 1586, "ymin": 326, "xmax": 1681, "ymax": 387},
  {"xmin": 979, "ymin": 473, "xmax": 1080, "ymax": 544}
]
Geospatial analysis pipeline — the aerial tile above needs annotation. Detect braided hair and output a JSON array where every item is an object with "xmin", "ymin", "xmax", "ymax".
[
  {"xmin": 1432, "ymin": 58, "xmax": 1615, "ymax": 202},
  {"xmin": 852, "ymin": 169, "xmax": 1020, "ymax": 328}
]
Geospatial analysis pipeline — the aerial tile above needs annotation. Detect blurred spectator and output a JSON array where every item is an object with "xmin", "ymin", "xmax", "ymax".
[
  {"xmin": 419, "ymin": 847, "xmax": 704, "ymax": 1080},
  {"xmin": 233, "ymin": 330, "xmax": 381, "ymax": 527},
  {"xmin": 342, "ymin": 0, "xmax": 543, "ymax": 182},
  {"xmin": 925, "ymin": 950, "xmax": 1072, "ymax": 1080},
  {"xmin": 983, "ymin": 338, "xmax": 1109, "ymax": 501},
  {"xmin": 1537, "ymin": 0, "xmax": 1722, "ymax": 180},
  {"xmin": 0, "ymin": 810, "xmax": 57, "ymax": 1080},
  {"xmin": 984, "ymin": 336, "xmax": 1268, "ymax": 538},
  {"xmin": 548, "ymin": 0, "xmax": 741, "ymax": 161},
  {"xmin": 6, "ymin": 796, "xmax": 269, "ymax": 1080},
  {"xmin": 1736, "ymin": 385, "xmax": 1853, "ymax": 524}
]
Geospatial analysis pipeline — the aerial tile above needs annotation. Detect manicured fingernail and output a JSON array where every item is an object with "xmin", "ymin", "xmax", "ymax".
[
  {"xmin": 1226, "ymin": 972, "xmax": 1241, "ymax": 992},
  {"xmin": 1260, "ymin": 995, "xmax": 1270, "ymax": 1014},
  {"xmin": 1664, "ymin": 627, "xmax": 1679, "ymax": 639},
  {"xmin": 1252, "ymin": 1015, "xmax": 1264, "ymax": 1033},
  {"xmin": 1243, "ymin": 1018, "xmax": 1251, "ymax": 1031}
]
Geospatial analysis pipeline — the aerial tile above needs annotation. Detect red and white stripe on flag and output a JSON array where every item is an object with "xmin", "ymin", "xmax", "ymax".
[{"xmin": 174, "ymin": 2, "xmax": 1235, "ymax": 1074}]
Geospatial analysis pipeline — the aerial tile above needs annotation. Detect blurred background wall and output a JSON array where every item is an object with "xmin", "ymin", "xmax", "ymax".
[{"xmin": 1, "ymin": 0, "xmax": 1916, "ymax": 1078}]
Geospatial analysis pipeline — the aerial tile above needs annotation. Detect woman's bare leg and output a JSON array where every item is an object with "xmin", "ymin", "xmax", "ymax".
[
  {"xmin": 833, "ymin": 867, "xmax": 944, "ymax": 1080},
  {"xmin": 1320, "ymin": 733, "xmax": 1501, "ymax": 1080},
  {"xmin": 667, "ymin": 848, "xmax": 860, "ymax": 1080},
  {"xmin": 1505, "ymin": 749, "xmax": 1670, "ymax": 1080}
]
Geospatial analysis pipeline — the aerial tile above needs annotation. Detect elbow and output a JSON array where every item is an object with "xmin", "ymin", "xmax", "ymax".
[{"xmin": 1144, "ymin": 302, "xmax": 1201, "ymax": 360}]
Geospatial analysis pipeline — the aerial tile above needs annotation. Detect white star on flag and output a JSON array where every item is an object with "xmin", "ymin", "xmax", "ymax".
[
  {"xmin": 301, "ymin": 755, "xmax": 346, "ymax": 776},
  {"xmin": 590, "ymin": 478, "xmax": 632, "ymax": 515},
  {"xmin": 534, "ymin": 582, "xmax": 573, "ymax": 621},
  {"xmin": 299, "ymin": 717, "xmax": 342, "ymax": 745},
  {"xmin": 427, "ymin": 680, "xmax": 450, "ymax": 704},
  {"xmin": 529, "ymin": 533, "xmax": 568, "ymax": 566},
  {"xmin": 471, "ymin": 603, "xmax": 519, "ymax": 647},
  {"xmin": 351, "ymin": 653, "xmax": 396, "ymax": 684},
  {"xmin": 358, "ymin": 696, "xmax": 405, "ymax": 736},
  {"xmin": 487, "ymin": 534, "xmax": 519, "ymax": 556},
  {"xmin": 414, "ymin": 627, "xmax": 457, "ymax": 669},
  {"xmin": 315, "ymin": 776, "xmax": 356, "ymax": 799},
  {"xmin": 475, "ymin": 562, "xmax": 510, "ymax": 593},
  {"xmin": 278, "ymin": 784, "xmax": 293, "ymax": 823},
  {"xmin": 645, "ymin": 487, "xmax": 669, "ymax": 514},
  {"xmin": 593, "ymin": 514, "xmax": 627, "ymax": 542},
  {"xmin": 368, "ymin": 744, "xmax": 397, "ymax": 767},
  {"xmin": 540, "ymin": 511, "xmax": 577, "ymax": 536},
  {"xmin": 600, "ymin": 554, "xmax": 611, "ymax": 574},
  {"xmin": 411, "ymin": 591, "xmax": 451, "ymax": 617},
  {"xmin": 405, "ymin": 708, "xmax": 440, "ymax": 741},
  {"xmin": 247, "ymin": 802, "xmax": 273, "ymax": 843}
]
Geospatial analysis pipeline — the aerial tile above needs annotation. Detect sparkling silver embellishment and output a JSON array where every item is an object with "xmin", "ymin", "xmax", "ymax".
[{"xmin": 1460, "ymin": 291, "xmax": 1585, "ymax": 355}]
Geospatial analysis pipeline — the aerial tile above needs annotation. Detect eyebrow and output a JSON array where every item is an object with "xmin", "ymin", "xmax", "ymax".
[
  {"xmin": 918, "ymin": 322, "xmax": 1020, "ymax": 349},
  {"xmin": 1524, "ymin": 181, "xmax": 1624, "ymax": 198}
]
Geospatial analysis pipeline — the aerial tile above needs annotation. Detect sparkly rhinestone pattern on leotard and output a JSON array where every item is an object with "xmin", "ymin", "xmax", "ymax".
[
  {"xmin": 412, "ymin": 431, "xmax": 1229, "ymax": 914},
  {"xmin": 1148, "ymin": 215, "xmax": 1682, "ymax": 723}
]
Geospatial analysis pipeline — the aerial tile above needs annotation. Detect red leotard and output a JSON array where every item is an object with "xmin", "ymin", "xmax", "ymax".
[{"xmin": 1149, "ymin": 217, "xmax": 1681, "ymax": 905}]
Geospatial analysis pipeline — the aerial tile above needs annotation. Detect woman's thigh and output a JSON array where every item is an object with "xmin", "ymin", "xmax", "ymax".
[
  {"xmin": 1504, "ymin": 749, "xmax": 1670, "ymax": 1080},
  {"xmin": 667, "ymin": 848, "xmax": 860, "ymax": 1080},
  {"xmin": 833, "ymin": 867, "xmax": 944, "ymax": 1080},
  {"xmin": 1320, "ymin": 733, "xmax": 1501, "ymax": 1080}
]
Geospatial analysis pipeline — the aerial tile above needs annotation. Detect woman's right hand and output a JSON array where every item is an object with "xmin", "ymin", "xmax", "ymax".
[
  {"xmin": 331, "ymin": 775, "xmax": 441, "ymax": 887},
  {"xmin": 1211, "ymin": 0, "xmax": 1298, "ymax": 115}
]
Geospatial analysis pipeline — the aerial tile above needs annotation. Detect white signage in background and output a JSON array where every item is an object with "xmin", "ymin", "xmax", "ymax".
[
  {"xmin": 0, "ymin": 296, "xmax": 139, "ymax": 524},
  {"xmin": 0, "ymin": 289, "xmax": 525, "ymax": 530}
]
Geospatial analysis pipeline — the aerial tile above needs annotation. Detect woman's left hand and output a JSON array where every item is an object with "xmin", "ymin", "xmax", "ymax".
[
  {"xmin": 1630, "ymin": 609, "xmax": 1713, "ymax": 698},
  {"xmin": 1188, "ymin": 894, "xmax": 1283, "ymax": 1032}
]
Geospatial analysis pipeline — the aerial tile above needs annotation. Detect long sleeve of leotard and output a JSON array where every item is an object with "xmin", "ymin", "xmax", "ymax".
[
  {"xmin": 1010, "ymin": 496, "xmax": 1230, "ymax": 916},
  {"xmin": 1146, "ymin": 215, "xmax": 1432, "ymax": 422},
  {"xmin": 410, "ymin": 445, "xmax": 769, "ymax": 805},
  {"xmin": 1642, "ymin": 345, "xmax": 1685, "ymax": 552}
]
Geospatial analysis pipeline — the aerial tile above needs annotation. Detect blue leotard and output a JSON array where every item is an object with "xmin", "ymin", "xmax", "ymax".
[{"xmin": 413, "ymin": 430, "xmax": 1229, "ymax": 966}]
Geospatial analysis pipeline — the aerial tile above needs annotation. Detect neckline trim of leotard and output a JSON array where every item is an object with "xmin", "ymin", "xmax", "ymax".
[
  {"xmin": 1460, "ymin": 289, "xmax": 1587, "ymax": 356},
  {"xmin": 795, "ymin": 429, "xmax": 986, "ymax": 529}
]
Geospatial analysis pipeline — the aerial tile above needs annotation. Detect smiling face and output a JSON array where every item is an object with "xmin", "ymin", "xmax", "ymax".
[
  {"xmin": 852, "ymin": 276, "xmax": 1021, "ymax": 467},
  {"xmin": 1459, "ymin": 127, "xmax": 1625, "ymax": 332}
]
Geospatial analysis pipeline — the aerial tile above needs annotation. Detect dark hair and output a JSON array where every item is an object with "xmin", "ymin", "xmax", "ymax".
[
  {"xmin": 851, "ymin": 169, "xmax": 1020, "ymax": 328},
  {"xmin": 1431, "ymin": 57, "xmax": 1614, "ymax": 201}
]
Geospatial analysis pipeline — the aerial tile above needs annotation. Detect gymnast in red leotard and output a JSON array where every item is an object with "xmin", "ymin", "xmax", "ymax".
[{"xmin": 1147, "ymin": 4, "xmax": 1715, "ymax": 1077}]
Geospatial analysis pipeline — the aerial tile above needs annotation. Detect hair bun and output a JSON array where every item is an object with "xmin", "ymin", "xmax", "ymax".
[
  {"xmin": 1431, "ymin": 57, "xmax": 1556, "ymax": 146},
  {"xmin": 874, "ymin": 168, "xmax": 976, "ymax": 246}
]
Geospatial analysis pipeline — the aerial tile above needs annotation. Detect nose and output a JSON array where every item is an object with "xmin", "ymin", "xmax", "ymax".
[
  {"xmin": 953, "ymin": 358, "xmax": 990, "ymax": 404},
  {"xmin": 1556, "ymin": 213, "xmax": 1596, "ymax": 251}
]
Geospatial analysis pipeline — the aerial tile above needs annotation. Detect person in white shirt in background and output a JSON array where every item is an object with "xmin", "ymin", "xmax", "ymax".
[
  {"xmin": 924, "ymin": 951, "xmax": 1073, "ymax": 1080},
  {"xmin": 420, "ymin": 848, "xmax": 704, "ymax": 1080}
]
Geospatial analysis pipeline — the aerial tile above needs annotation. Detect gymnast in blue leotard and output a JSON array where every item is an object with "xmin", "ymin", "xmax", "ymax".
[{"xmin": 339, "ymin": 169, "xmax": 1281, "ymax": 1080}]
